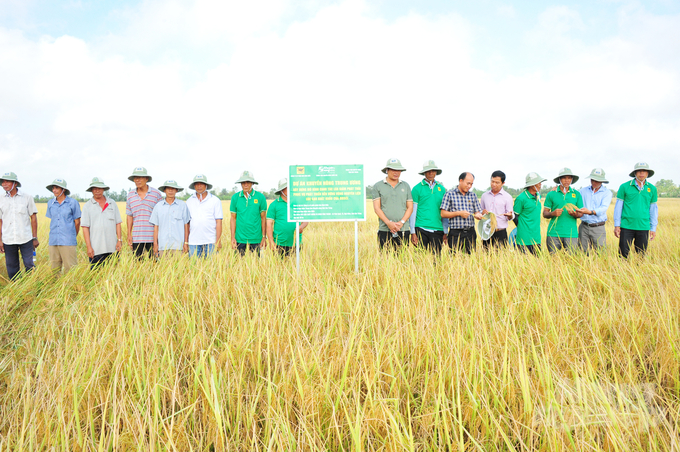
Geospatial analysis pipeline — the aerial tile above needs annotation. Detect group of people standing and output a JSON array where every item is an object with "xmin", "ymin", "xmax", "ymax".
[
  {"xmin": 0, "ymin": 168, "xmax": 306, "ymax": 280},
  {"xmin": 372, "ymin": 159, "xmax": 658, "ymax": 258}
]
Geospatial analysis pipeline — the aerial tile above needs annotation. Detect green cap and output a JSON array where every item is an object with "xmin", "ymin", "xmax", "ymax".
[
  {"xmin": 523, "ymin": 172, "xmax": 547, "ymax": 189},
  {"xmin": 587, "ymin": 168, "xmax": 609, "ymax": 183},
  {"xmin": 46, "ymin": 178, "xmax": 70, "ymax": 196},
  {"xmin": 553, "ymin": 167, "xmax": 579, "ymax": 185},
  {"xmin": 629, "ymin": 162, "xmax": 655, "ymax": 178},
  {"xmin": 158, "ymin": 180, "xmax": 184, "ymax": 193},
  {"xmin": 128, "ymin": 166, "xmax": 152, "ymax": 182},
  {"xmin": 476, "ymin": 212, "xmax": 496, "ymax": 241},
  {"xmin": 381, "ymin": 158, "xmax": 407, "ymax": 174},
  {"xmin": 275, "ymin": 178, "xmax": 288, "ymax": 194},
  {"xmin": 188, "ymin": 174, "xmax": 213, "ymax": 190},
  {"xmin": 0, "ymin": 171, "xmax": 21, "ymax": 187},
  {"xmin": 418, "ymin": 160, "xmax": 442, "ymax": 176},
  {"xmin": 235, "ymin": 170, "xmax": 258, "ymax": 184},
  {"xmin": 86, "ymin": 177, "xmax": 110, "ymax": 192}
]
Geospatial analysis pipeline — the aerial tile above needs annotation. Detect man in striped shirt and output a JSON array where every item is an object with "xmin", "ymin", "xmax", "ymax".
[{"xmin": 126, "ymin": 167, "xmax": 162, "ymax": 259}]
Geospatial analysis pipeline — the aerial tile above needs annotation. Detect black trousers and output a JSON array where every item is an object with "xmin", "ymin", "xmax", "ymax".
[
  {"xmin": 447, "ymin": 228, "xmax": 477, "ymax": 254},
  {"xmin": 89, "ymin": 252, "xmax": 116, "ymax": 269},
  {"xmin": 482, "ymin": 229, "xmax": 508, "ymax": 250},
  {"xmin": 518, "ymin": 244, "xmax": 541, "ymax": 255},
  {"xmin": 237, "ymin": 242, "xmax": 260, "ymax": 256},
  {"xmin": 414, "ymin": 228, "xmax": 445, "ymax": 254},
  {"xmin": 377, "ymin": 231, "xmax": 409, "ymax": 250},
  {"xmin": 619, "ymin": 228, "xmax": 649, "ymax": 258},
  {"xmin": 276, "ymin": 245, "xmax": 299, "ymax": 257},
  {"xmin": 3, "ymin": 240, "xmax": 34, "ymax": 280},
  {"xmin": 132, "ymin": 242, "xmax": 154, "ymax": 259}
]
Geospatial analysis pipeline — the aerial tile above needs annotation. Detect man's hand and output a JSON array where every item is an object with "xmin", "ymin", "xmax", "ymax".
[
  {"xmin": 458, "ymin": 211, "xmax": 471, "ymax": 219},
  {"xmin": 481, "ymin": 209, "xmax": 488, "ymax": 215},
  {"xmin": 503, "ymin": 212, "xmax": 513, "ymax": 219},
  {"xmin": 127, "ymin": 236, "xmax": 133, "ymax": 248},
  {"xmin": 473, "ymin": 212, "xmax": 483, "ymax": 221},
  {"xmin": 614, "ymin": 226, "xmax": 621, "ymax": 238},
  {"xmin": 260, "ymin": 237, "xmax": 267, "ymax": 249},
  {"xmin": 0, "ymin": 243, "xmax": 4, "ymax": 253},
  {"xmin": 183, "ymin": 244, "xmax": 189, "ymax": 254},
  {"xmin": 650, "ymin": 231, "xmax": 656, "ymax": 240},
  {"xmin": 388, "ymin": 221, "xmax": 401, "ymax": 233},
  {"xmin": 153, "ymin": 244, "xmax": 159, "ymax": 256},
  {"xmin": 33, "ymin": 238, "xmax": 40, "ymax": 248},
  {"xmin": 553, "ymin": 208, "xmax": 563, "ymax": 217},
  {"xmin": 87, "ymin": 246, "xmax": 95, "ymax": 258},
  {"xmin": 216, "ymin": 240, "xmax": 222, "ymax": 250},
  {"xmin": 231, "ymin": 238, "xmax": 237, "ymax": 249},
  {"xmin": 410, "ymin": 233, "xmax": 418, "ymax": 245}
]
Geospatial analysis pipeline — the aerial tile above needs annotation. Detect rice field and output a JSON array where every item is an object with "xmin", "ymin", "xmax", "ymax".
[{"xmin": 1, "ymin": 199, "xmax": 679, "ymax": 451}]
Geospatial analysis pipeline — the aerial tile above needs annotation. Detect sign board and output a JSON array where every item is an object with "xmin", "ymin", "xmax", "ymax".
[{"xmin": 288, "ymin": 164, "xmax": 365, "ymax": 222}]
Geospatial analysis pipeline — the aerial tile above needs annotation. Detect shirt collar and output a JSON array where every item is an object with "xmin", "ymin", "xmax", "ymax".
[
  {"xmin": 629, "ymin": 179, "xmax": 648, "ymax": 189},
  {"xmin": 486, "ymin": 188, "xmax": 506, "ymax": 196}
]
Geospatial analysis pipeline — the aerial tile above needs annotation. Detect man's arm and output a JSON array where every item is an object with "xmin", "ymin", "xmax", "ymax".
[
  {"xmin": 30, "ymin": 213, "xmax": 39, "ymax": 248},
  {"xmin": 74, "ymin": 218, "xmax": 80, "ymax": 236},
  {"xmin": 613, "ymin": 199, "xmax": 624, "ymax": 238},
  {"xmin": 373, "ymin": 198, "xmax": 399, "ymax": 233},
  {"xmin": 126, "ymin": 215, "xmax": 134, "ymax": 247},
  {"xmin": 82, "ymin": 227, "xmax": 94, "ymax": 258},
  {"xmin": 183, "ymin": 223, "xmax": 190, "ymax": 253},
  {"xmin": 650, "ymin": 203, "xmax": 658, "ymax": 240},
  {"xmin": 266, "ymin": 219, "xmax": 276, "ymax": 249},
  {"xmin": 215, "ymin": 219, "xmax": 223, "ymax": 249},
  {"xmin": 153, "ymin": 225, "xmax": 159, "ymax": 256},
  {"xmin": 260, "ymin": 211, "xmax": 267, "ymax": 249},
  {"xmin": 115, "ymin": 223, "xmax": 122, "ymax": 252},
  {"xmin": 0, "ymin": 219, "xmax": 4, "ymax": 253},
  {"xmin": 230, "ymin": 213, "xmax": 237, "ymax": 248}
]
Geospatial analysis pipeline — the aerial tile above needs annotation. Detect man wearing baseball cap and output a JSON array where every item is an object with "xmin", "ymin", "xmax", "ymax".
[
  {"xmin": 125, "ymin": 167, "xmax": 162, "ymax": 259},
  {"xmin": 614, "ymin": 162, "xmax": 658, "ymax": 258},
  {"xmin": 543, "ymin": 168, "xmax": 584, "ymax": 253},
  {"xmin": 513, "ymin": 172, "xmax": 547, "ymax": 255},
  {"xmin": 45, "ymin": 178, "xmax": 81, "ymax": 273},
  {"xmin": 0, "ymin": 172, "xmax": 39, "ymax": 280},
  {"xmin": 577, "ymin": 168, "xmax": 613, "ymax": 252},
  {"xmin": 81, "ymin": 177, "xmax": 123, "ymax": 268},
  {"xmin": 150, "ymin": 180, "xmax": 191, "ymax": 257},
  {"xmin": 372, "ymin": 158, "xmax": 413, "ymax": 250},
  {"xmin": 409, "ymin": 160, "xmax": 447, "ymax": 254},
  {"xmin": 230, "ymin": 170, "xmax": 267, "ymax": 256}
]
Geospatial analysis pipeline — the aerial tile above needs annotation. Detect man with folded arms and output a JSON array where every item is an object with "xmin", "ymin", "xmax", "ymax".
[
  {"xmin": 440, "ymin": 172, "xmax": 483, "ymax": 254},
  {"xmin": 186, "ymin": 174, "xmax": 223, "ymax": 258},
  {"xmin": 81, "ymin": 177, "xmax": 122, "ymax": 268},
  {"xmin": 126, "ymin": 167, "xmax": 162, "ymax": 259},
  {"xmin": 409, "ymin": 160, "xmax": 447, "ymax": 254},
  {"xmin": 480, "ymin": 170, "xmax": 514, "ymax": 249},
  {"xmin": 45, "ymin": 178, "xmax": 81, "ymax": 273},
  {"xmin": 150, "ymin": 180, "xmax": 191, "ymax": 257},
  {"xmin": 0, "ymin": 172, "xmax": 39, "ymax": 280},
  {"xmin": 614, "ymin": 162, "xmax": 658, "ymax": 258},
  {"xmin": 577, "ymin": 168, "xmax": 612, "ymax": 252}
]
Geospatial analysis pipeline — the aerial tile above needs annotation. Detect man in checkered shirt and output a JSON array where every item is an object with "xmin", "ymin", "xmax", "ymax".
[{"xmin": 440, "ymin": 172, "xmax": 483, "ymax": 253}]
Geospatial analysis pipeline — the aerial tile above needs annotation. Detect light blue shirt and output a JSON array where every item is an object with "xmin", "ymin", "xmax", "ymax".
[
  {"xmin": 579, "ymin": 185, "xmax": 613, "ymax": 224},
  {"xmin": 149, "ymin": 199, "xmax": 191, "ymax": 250},
  {"xmin": 46, "ymin": 196, "xmax": 81, "ymax": 246},
  {"xmin": 614, "ymin": 200, "xmax": 658, "ymax": 232}
]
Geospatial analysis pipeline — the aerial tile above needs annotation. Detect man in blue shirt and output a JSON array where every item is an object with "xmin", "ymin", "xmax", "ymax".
[
  {"xmin": 577, "ymin": 168, "xmax": 613, "ymax": 253},
  {"xmin": 45, "ymin": 178, "xmax": 81, "ymax": 273},
  {"xmin": 150, "ymin": 180, "xmax": 191, "ymax": 257}
]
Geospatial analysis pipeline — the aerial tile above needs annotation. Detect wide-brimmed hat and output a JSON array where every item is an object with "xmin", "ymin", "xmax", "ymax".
[
  {"xmin": 86, "ymin": 177, "xmax": 110, "ymax": 192},
  {"xmin": 158, "ymin": 180, "xmax": 184, "ymax": 193},
  {"xmin": 587, "ymin": 168, "xmax": 609, "ymax": 183},
  {"xmin": 128, "ymin": 167, "xmax": 152, "ymax": 182},
  {"xmin": 553, "ymin": 167, "xmax": 580, "ymax": 185},
  {"xmin": 418, "ymin": 160, "xmax": 442, "ymax": 176},
  {"xmin": 46, "ymin": 178, "xmax": 70, "ymax": 196},
  {"xmin": 188, "ymin": 174, "xmax": 213, "ymax": 190},
  {"xmin": 275, "ymin": 178, "xmax": 288, "ymax": 195},
  {"xmin": 235, "ymin": 170, "xmax": 258, "ymax": 184},
  {"xmin": 629, "ymin": 162, "xmax": 655, "ymax": 178},
  {"xmin": 523, "ymin": 172, "xmax": 547, "ymax": 189},
  {"xmin": 0, "ymin": 171, "xmax": 21, "ymax": 187},
  {"xmin": 381, "ymin": 158, "xmax": 407, "ymax": 174},
  {"xmin": 476, "ymin": 212, "xmax": 496, "ymax": 241}
]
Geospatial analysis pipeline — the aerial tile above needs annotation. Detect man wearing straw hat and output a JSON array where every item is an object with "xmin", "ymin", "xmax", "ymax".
[
  {"xmin": 125, "ymin": 167, "xmax": 162, "ymax": 259},
  {"xmin": 440, "ymin": 172, "xmax": 483, "ymax": 254},
  {"xmin": 372, "ymin": 158, "xmax": 413, "ymax": 250},
  {"xmin": 409, "ymin": 160, "xmax": 447, "ymax": 254},
  {"xmin": 0, "ymin": 172, "xmax": 39, "ymax": 280},
  {"xmin": 186, "ymin": 174, "xmax": 223, "ymax": 258},
  {"xmin": 513, "ymin": 172, "xmax": 547, "ymax": 255},
  {"xmin": 150, "ymin": 180, "xmax": 191, "ymax": 257},
  {"xmin": 577, "ymin": 168, "xmax": 613, "ymax": 252},
  {"xmin": 230, "ymin": 170, "xmax": 267, "ymax": 256},
  {"xmin": 480, "ymin": 170, "xmax": 514, "ymax": 249},
  {"xmin": 81, "ymin": 177, "xmax": 123, "ymax": 268},
  {"xmin": 266, "ymin": 178, "xmax": 309, "ymax": 257},
  {"xmin": 543, "ymin": 168, "xmax": 584, "ymax": 253},
  {"xmin": 614, "ymin": 162, "xmax": 658, "ymax": 258},
  {"xmin": 45, "ymin": 178, "xmax": 81, "ymax": 273}
]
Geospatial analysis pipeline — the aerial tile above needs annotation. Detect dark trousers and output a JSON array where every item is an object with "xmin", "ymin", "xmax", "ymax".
[
  {"xmin": 518, "ymin": 244, "xmax": 541, "ymax": 255},
  {"xmin": 619, "ymin": 228, "xmax": 649, "ymax": 258},
  {"xmin": 89, "ymin": 253, "xmax": 116, "ymax": 269},
  {"xmin": 237, "ymin": 242, "xmax": 261, "ymax": 256},
  {"xmin": 482, "ymin": 229, "xmax": 508, "ymax": 250},
  {"xmin": 3, "ymin": 240, "xmax": 35, "ymax": 280},
  {"xmin": 277, "ymin": 245, "xmax": 296, "ymax": 257},
  {"xmin": 133, "ymin": 242, "xmax": 154, "ymax": 259},
  {"xmin": 447, "ymin": 228, "xmax": 477, "ymax": 254},
  {"xmin": 414, "ymin": 228, "xmax": 445, "ymax": 254},
  {"xmin": 377, "ymin": 231, "xmax": 409, "ymax": 250}
]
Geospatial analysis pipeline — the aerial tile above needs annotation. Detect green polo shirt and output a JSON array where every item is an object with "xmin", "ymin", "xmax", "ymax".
[
  {"xmin": 266, "ymin": 197, "xmax": 302, "ymax": 247},
  {"xmin": 230, "ymin": 189, "xmax": 267, "ymax": 244},
  {"xmin": 411, "ymin": 179, "xmax": 446, "ymax": 231},
  {"xmin": 513, "ymin": 190, "xmax": 543, "ymax": 246},
  {"xmin": 544, "ymin": 187, "xmax": 583, "ymax": 238},
  {"xmin": 371, "ymin": 179, "xmax": 412, "ymax": 232},
  {"xmin": 617, "ymin": 179, "xmax": 658, "ymax": 230}
]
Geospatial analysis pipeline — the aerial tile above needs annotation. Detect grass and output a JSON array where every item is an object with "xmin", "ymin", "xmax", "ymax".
[{"xmin": 0, "ymin": 199, "xmax": 679, "ymax": 450}]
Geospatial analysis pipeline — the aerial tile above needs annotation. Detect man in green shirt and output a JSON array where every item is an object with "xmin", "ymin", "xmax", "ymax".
[
  {"xmin": 543, "ymin": 168, "xmax": 584, "ymax": 253},
  {"xmin": 409, "ymin": 160, "xmax": 447, "ymax": 254},
  {"xmin": 614, "ymin": 162, "xmax": 659, "ymax": 258},
  {"xmin": 513, "ymin": 172, "xmax": 547, "ymax": 255},
  {"xmin": 266, "ymin": 178, "xmax": 309, "ymax": 257},
  {"xmin": 230, "ymin": 170, "xmax": 267, "ymax": 256},
  {"xmin": 372, "ymin": 158, "xmax": 413, "ymax": 250}
]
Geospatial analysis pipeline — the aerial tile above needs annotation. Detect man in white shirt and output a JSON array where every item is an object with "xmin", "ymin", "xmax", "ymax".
[
  {"xmin": 186, "ymin": 174, "xmax": 223, "ymax": 258},
  {"xmin": 0, "ymin": 172, "xmax": 39, "ymax": 280}
]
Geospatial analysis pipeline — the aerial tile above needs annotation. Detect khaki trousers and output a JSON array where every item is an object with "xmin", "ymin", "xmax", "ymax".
[{"xmin": 49, "ymin": 246, "xmax": 77, "ymax": 273}]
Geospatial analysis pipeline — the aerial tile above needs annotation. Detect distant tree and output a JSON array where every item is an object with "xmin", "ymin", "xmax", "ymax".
[{"xmin": 655, "ymin": 179, "xmax": 679, "ymax": 197}]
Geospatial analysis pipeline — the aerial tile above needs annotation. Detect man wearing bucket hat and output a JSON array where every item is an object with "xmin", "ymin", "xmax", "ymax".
[
  {"xmin": 81, "ymin": 177, "xmax": 123, "ymax": 268},
  {"xmin": 150, "ymin": 180, "xmax": 191, "ymax": 257},
  {"xmin": 513, "ymin": 172, "xmax": 547, "ymax": 255},
  {"xmin": 577, "ymin": 168, "xmax": 613, "ymax": 252},
  {"xmin": 614, "ymin": 162, "xmax": 658, "ymax": 258},
  {"xmin": 45, "ymin": 178, "xmax": 81, "ymax": 273},
  {"xmin": 480, "ymin": 170, "xmax": 515, "ymax": 249},
  {"xmin": 266, "ymin": 178, "xmax": 309, "ymax": 256},
  {"xmin": 440, "ymin": 172, "xmax": 483, "ymax": 254},
  {"xmin": 543, "ymin": 168, "xmax": 584, "ymax": 253},
  {"xmin": 372, "ymin": 158, "xmax": 413, "ymax": 250},
  {"xmin": 230, "ymin": 170, "xmax": 267, "ymax": 256},
  {"xmin": 0, "ymin": 172, "xmax": 39, "ymax": 280},
  {"xmin": 125, "ymin": 167, "xmax": 162, "ymax": 259},
  {"xmin": 408, "ymin": 160, "xmax": 447, "ymax": 254},
  {"xmin": 186, "ymin": 174, "xmax": 223, "ymax": 258}
]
